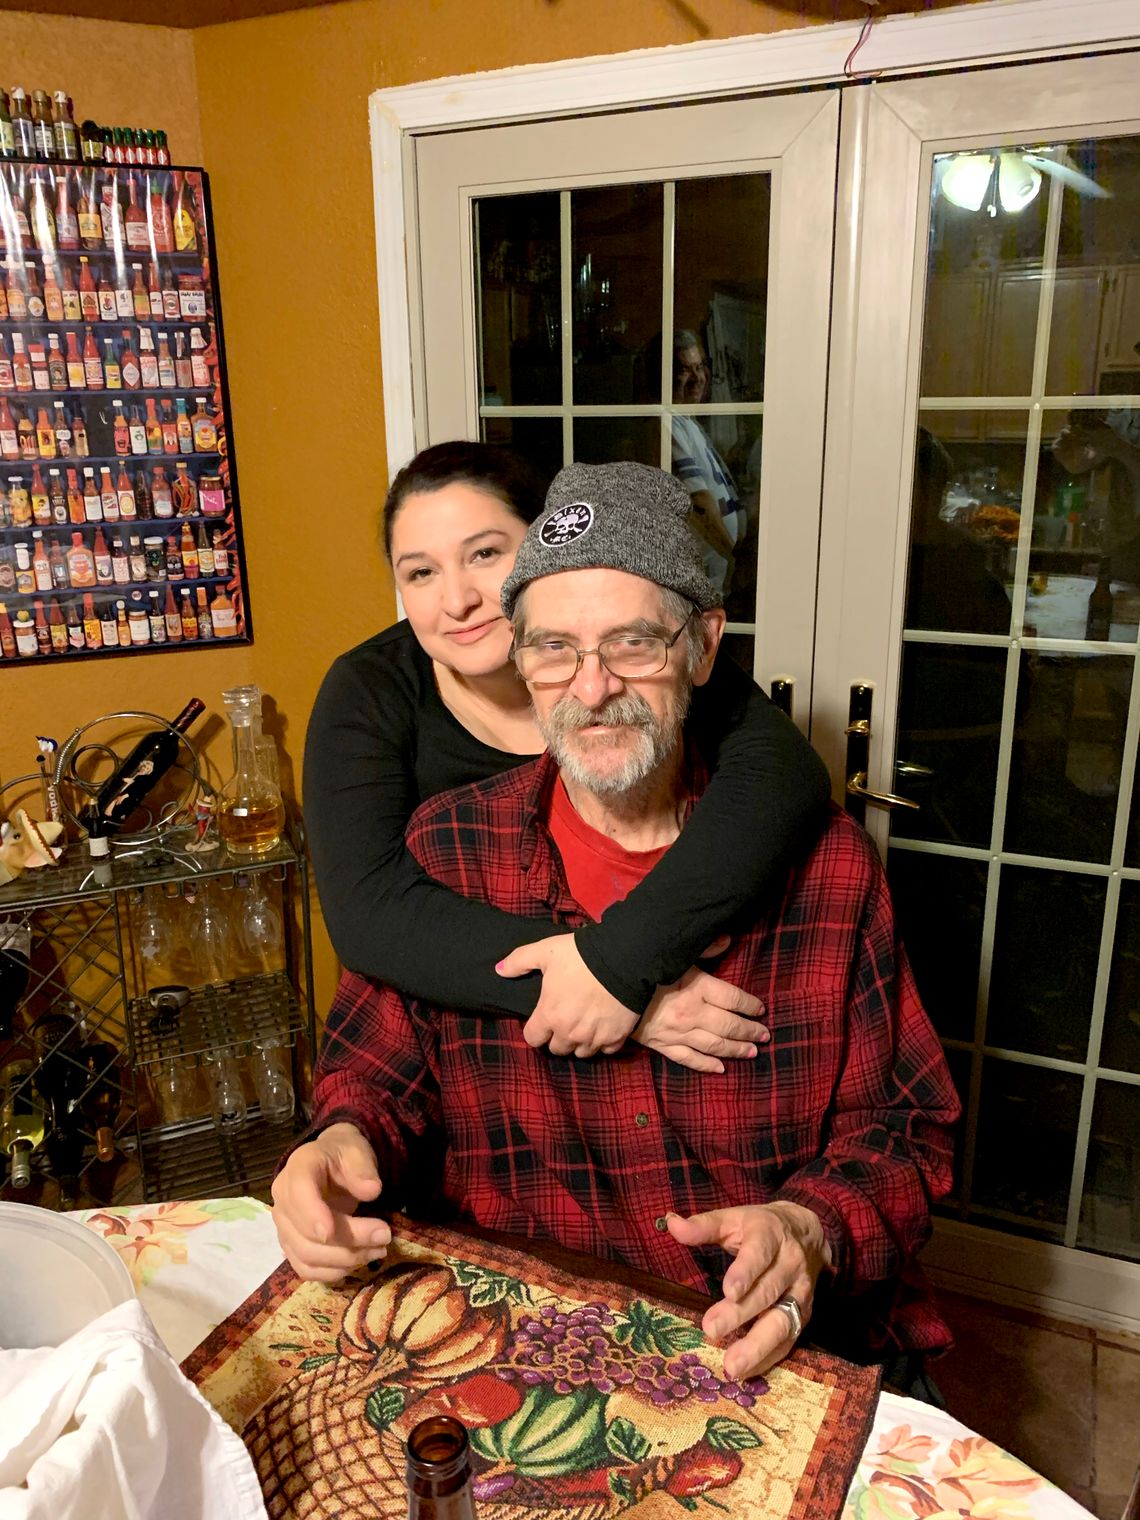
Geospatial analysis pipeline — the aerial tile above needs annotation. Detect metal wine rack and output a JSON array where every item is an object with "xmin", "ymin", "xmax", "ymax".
[{"xmin": 0, "ymin": 823, "xmax": 316, "ymax": 1208}]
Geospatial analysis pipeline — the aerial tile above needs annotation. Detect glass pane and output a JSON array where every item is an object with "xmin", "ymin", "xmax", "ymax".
[
  {"xmin": 481, "ymin": 416, "xmax": 564, "ymax": 492},
  {"xmin": 905, "ymin": 420, "xmax": 1017, "ymax": 634},
  {"xmin": 674, "ymin": 175, "xmax": 770, "ymax": 405},
  {"xmin": 572, "ymin": 415, "xmax": 660, "ymax": 467},
  {"xmin": 1005, "ymin": 652, "xmax": 1132, "ymax": 864},
  {"xmin": 476, "ymin": 193, "xmax": 561, "ymax": 407},
  {"xmin": 670, "ymin": 413, "xmax": 762, "ymax": 614},
  {"xmin": 924, "ymin": 152, "xmax": 1049, "ymax": 399},
  {"xmin": 571, "ymin": 185, "xmax": 663, "ymax": 405},
  {"xmin": 1045, "ymin": 135, "xmax": 1140, "ymax": 398},
  {"xmin": 971, "ymin": 1057, "xmax": 1082, "ymax": 1240},
  {"xmin": 720, "ymin": 632, "xmax": 755, "ymax": 680},
  {"xmin": 1041, "ymin": 405, "xmax": 1140, "ymax": 640},
  {"xmin": 887, "ymin": 851, "xmax": 986, "ymax": 1042},
  {"xmin": 988, "ymin": 865, "xmax": 1106, "ymax": 1060},
  {"xmin": 891, "ymin": 643, "xmax": 1007, "ymax": 848},
  {"xmin": 1102, "ymin": 880, "xmax": 1140, "ymax": 1075},
  {"xmin": 1077, "ymin": 1079, "xmax": 1140, "ymax": 1262}
]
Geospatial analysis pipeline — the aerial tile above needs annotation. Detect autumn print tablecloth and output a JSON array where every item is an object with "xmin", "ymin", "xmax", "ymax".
[{"xmin": 76, "ymin": 1201, "xmax": 1095, "ymax": 1520}]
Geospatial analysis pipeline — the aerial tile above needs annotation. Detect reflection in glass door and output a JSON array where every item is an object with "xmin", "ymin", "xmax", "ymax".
[
  {"xmin": 474, "ymin": 175, "xmax": 769, "ymax": 662},
  {"xmin": 414, "ymin": 93, "xmax": 839, "ymax": 703},
  {"xmin": 822, "ymin": 57, "xmax": 1140, "ymax": 1287}
]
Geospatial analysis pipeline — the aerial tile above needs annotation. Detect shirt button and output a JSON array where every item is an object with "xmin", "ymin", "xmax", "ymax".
[
  {"xmin": 654, "ymin": 1215, "xmax": 668, "ymax": 1231},
  {"xmin": 635, "ymin": 1112, "xmax": 650, "ymax": 1128}
]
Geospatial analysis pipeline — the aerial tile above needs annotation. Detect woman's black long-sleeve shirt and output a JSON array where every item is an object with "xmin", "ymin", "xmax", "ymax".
[{"xmin": 303, "ymin": 621, "xmax": 830, "ymax": 1017}]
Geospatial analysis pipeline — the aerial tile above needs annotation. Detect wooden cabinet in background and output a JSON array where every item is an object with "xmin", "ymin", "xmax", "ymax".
[{"xmin": 1100, "ymin": 266, "xmax": 1140, "ymax": 371}]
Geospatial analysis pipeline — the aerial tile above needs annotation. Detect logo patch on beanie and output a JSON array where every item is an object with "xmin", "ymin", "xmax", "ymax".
[{"xmin": 539, "ymin": 501, "xmax": 593, "ymax": 548}]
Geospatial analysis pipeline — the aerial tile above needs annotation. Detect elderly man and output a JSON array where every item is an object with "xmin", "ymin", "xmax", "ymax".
[{"xmin": 274, "ymin": 462, "xmax": 959, "ymax": 1386}]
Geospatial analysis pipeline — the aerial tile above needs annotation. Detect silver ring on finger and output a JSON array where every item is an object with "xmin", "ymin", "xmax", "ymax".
[{"xmin": 774, "ymin": 1294, "xmax": 803, "ymax": 1341}]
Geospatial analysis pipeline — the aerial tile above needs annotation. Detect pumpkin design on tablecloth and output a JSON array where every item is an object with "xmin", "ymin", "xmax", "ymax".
[{"xmin": 244, "ymin": 1259, "xmax": 773, "ymax": 1520}]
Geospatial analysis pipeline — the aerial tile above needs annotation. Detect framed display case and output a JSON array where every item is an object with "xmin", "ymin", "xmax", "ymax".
[{"xmin": 0, "ymin": 159, "xmax": 251, "ymax": 662}]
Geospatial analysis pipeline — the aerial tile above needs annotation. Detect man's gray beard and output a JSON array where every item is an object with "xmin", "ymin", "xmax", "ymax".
[{"xmin": 538, "ymin": 683, "xmax": 691, "ymax": 800}]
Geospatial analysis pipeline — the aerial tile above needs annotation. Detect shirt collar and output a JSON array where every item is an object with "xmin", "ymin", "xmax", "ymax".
[{"xmin": 519, "ymin": 744, "xmax": 708, "ymax": 913}]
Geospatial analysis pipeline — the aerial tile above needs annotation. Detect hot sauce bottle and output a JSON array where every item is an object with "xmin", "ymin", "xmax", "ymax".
[
  {"xmin": 67, "ymin": 530, "xmax": 95, "ymax": 587},
  {"xmin": 77, "ymin": 178, "xmax": 102, "ymax": 249},
  {"xmin": 191, "ymin": 398, "xmax": 217, "ymax": 453},
  {"xmin": 128, "ymin": 406, "xmax": 147, "ymax": 455},
  {"xmin": 179, "ymin": 586, "xmax": 196, "ymax": 640},
  {"xmin": 116, "ymin": 465, "xmax": 137, "ymax": 521},
  {"xmin": 172, "ymin": 172, "xmax": 197, "ymax": 253},
  {"xmin": 83, "ymin": 326, "xmax": 103, "ymax": 388},
  {"xmin": 66, "ymin": 467, "xmax": 84, "ymax": 523},
  {"xmin": 148, "ymin": 176, "xmax": 173, "ymax": 254},
  {"xmin": 156, "ymin": 333, "xmax": 175, "ymax": 388},
  {"xmin": 78, "ymin": 255, "xmax": 98, "ymax": 319},
  {"xmin": 104, "ymin": 337, "xmax": 122, "ymax": 389},
  {"xmin": 43, "ymin": 264, "xmax": 64, "ymax": 320},
  {"xmin": 24, "ymin": 262, "xmax": 45, "ymax": 318},
  {"xmin": 35, "ymin": 408, "xmax": 56, "ymax": 460},
  {"xmin": 172, "ymin": 461, "xmax": 197, "ymax": 516},
  {"xmin": 60, "ymin": 264, "xmax": 81, "ymax": 320},
  {"xmin": 65, "ymin": 332, "xmax": 86, "ymax": 388},
  {"xmin": 144, "ymin": 398, "xmax": 162, "ymax": 452},
  {"xmin": 175, "ymin": 397, "xmax": 193, "ymax": 453},
  {"xmin": 82, "ymin": 591, "xmax": 102, "ymax": 649},
  {"xmin": 48, "ymin": 597, "xmax": 67, "ymax": 652},
  {"xmin": 48, "ymin": 468, "xmax": 66, "ymax": 525},
  {"xmin": 100, "ymin": 597, "xmax": 119, "ymax": 647},
  {"xmin": 124, "ymin": 175, "xmax": 148, "ymax": 253},
  {"xmin": 131, "ymin": 262, "xmax": 149, "ymax": 319},
  {"xmin": 112, "ymin": 401, "xmax": 129, "ymax": 456},
  {"xmin": 196, "ymin": 521, "xmax": 214, "ymax": 576},
  {"xmin": 98, "ymin": 268, "xmax": 117, "ymax": 321},
  {"xmin": 163, "ymin": 584, "xmax": 181, "ymax": 642},
  {"xmin": 160, "ymin": 400, "xmax": 178, "ymax": 455},
  {"xmin": 179, "ymin": 521, "xmax": 198, "ymax": 577},
  {"xmin": 33, "ymin": 598, "xmax": 51, "ymax": 655},
  {"xmin": 47, "ymin": 334, "xmax": 67, "ymax": 390},
  {"xmin": 54, "ymin": 173, "xmax": 78, "ymax": 247},
  {"xmin": 147, "ymin": 260, "xmax": 163, "ymax": 320},
  {"xmin": 120, "ymin": 330, "xmax": 141, "ymax": 390},
  {"xmin": 139, "ymin": 327, "xmax": 159, "ymax": 388},
  {"xmin": 0, "ymin": 337, "xmax": 11, "ymax": 391},
  {"xmin": 195, "ymin": 586, "xmax": 212, "ymax": 640}
]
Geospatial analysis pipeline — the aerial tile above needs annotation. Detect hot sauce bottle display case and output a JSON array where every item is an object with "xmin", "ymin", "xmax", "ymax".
[{"xmin": 0, "ymin": 159, "xmax": 252, "ymax": 663}]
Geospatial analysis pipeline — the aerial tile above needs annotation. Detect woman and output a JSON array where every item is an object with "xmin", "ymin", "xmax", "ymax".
[{"xmin": 303, "ymin": 442, "xmax": 830, "ymax": 1069}]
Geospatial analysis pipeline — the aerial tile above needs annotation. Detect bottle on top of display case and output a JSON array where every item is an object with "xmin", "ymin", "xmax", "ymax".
[
  {"xmin": 79, "ymin": 121, "xmax": 102, "ymax": 162},
  {"xmin": 0, "ymin": 92, "xmax": 16, "ymax": 160},
  {"xmin": 30, "ymin": 91, "xmax": 56, "ymax": 160},
  {"xmin": 9, "ymin": 90, "xmax": 35, "ymax": 158},
  {"xmin": 52, "ymin": 92, "xmax": 79, "ymax": 162}
]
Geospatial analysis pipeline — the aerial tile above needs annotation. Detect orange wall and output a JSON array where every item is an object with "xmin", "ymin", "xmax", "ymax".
[{"xmin": 3, "ymin": 0, "xmax": 991, "ymax": 1015}]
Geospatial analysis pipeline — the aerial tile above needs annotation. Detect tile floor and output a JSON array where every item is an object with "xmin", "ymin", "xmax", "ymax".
[{"xmin": 932, "ymin": 1289, "xmax": 1140, "ymax": 1519}]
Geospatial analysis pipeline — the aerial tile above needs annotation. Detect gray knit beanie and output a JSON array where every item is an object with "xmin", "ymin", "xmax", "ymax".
[{"xmin": 500, "ymin": 461, "xmax": 721, "ymax": 618}]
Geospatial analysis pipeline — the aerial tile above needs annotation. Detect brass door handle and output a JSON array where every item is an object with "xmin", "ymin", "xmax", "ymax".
[
  {"xmin": 895, "ymin": 759, "xmax": 934, "ymax": 779},
  {"xmin": 846, "ymin": 770, "xmax": 921, "ymax": 811}
]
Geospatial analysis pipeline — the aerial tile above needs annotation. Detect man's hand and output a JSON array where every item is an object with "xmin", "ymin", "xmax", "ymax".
[
  {"xmin": 634, "ymin": 939, "xmax": 768, "ymax": 1073},
  {"xmin": 271, "ymin": 1121, "xmax": 391, "ymax": 1283},
  {"xmin": 498, "ymin": 934, "xmax": 639, "ymax": 1058},
  {"xmin": 667, "ymin": 1201, "xmax": 831, "ymax": 1380}
]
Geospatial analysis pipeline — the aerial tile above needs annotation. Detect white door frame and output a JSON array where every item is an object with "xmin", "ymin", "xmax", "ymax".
[{"xmin": 369, "ymin": 0, "xmax": 1140, "ymax": 479}]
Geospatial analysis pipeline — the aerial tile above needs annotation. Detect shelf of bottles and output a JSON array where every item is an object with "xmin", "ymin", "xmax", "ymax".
[
  {"xmin": 0, "ymin": 157, "xmax": 250, "ymax": 662},
  {"xmin": 0, "ymin": 829, "xmax": 316, "ymax": 1208}
]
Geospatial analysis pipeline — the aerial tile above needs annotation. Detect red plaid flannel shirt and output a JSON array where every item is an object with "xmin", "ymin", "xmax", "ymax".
[{"xmin": 310, "ymin": 752, "xmax": 959, "ymax": 1358}]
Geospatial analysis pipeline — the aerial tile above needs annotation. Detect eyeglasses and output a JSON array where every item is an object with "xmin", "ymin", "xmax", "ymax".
[{"xmin": 511, "ymin": 611, "xmax": 697, "ymax": 686}]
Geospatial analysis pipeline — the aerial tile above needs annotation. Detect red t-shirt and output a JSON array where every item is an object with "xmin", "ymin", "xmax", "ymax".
[{"xmin": 547, "ymin": 776, "xmax": 669, "ymax": 921}]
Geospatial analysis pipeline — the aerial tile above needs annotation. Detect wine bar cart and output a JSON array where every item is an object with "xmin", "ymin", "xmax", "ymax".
[{"xmin": 0, "ymin": 825, "xmax": 316, "ymax": 1208}]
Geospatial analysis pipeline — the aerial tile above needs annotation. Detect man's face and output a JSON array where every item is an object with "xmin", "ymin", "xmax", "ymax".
[
  {"xmin": 515, "ymin": 568, "xmax": 722, "ymax": 799},
  {"xmin": 674, "ymin": 343, "xmax": 710, "ymax": 405}
]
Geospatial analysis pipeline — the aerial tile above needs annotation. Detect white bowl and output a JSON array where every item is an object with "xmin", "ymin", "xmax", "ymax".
[{"xmin": 0, "ymin": 1202, "xmax": 135, "ymax": 1349}]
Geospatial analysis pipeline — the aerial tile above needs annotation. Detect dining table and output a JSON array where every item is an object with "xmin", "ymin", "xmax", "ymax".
[{"xmin": 70, "ymin": 1196, "xmax": 1096, "ymax": 1520}]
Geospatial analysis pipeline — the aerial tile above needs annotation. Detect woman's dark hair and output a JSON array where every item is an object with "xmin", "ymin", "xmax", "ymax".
[{"xmin": 382, "ymin": 441, "xmax": 548, "ymax": 559}]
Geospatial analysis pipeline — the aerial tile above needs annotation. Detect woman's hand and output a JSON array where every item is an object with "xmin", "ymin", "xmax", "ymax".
[
  {"xmin": 635, "ymin": 949, "xmax": 769, "ymax": 1073},
  {"xmin": 498, "ymin": 934, "xmax": 640, "ymax": 1057}
]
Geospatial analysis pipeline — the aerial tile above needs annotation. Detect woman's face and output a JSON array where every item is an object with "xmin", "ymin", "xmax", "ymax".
[{"xmin": 389, "ymin": 482, "xmax": 529, "ymax": 676}]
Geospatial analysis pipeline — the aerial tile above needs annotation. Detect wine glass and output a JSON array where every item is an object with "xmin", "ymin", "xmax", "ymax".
[
  {"xmin": 153, "ymin": 1055, "xmax": 199, "ymax": 1124},
  {"xmin": 133, "ymin": 886, "xmax": 170, "ymax": 989},
  {"xmin": 202, "ymin": 1048, "xmax": 246, "ymax": 1134},
  {"xmin": 238, "ymin": 872, "xmax": 283, "ymax": 972},
  {"xmin": 250, "ymin": 1035, "xmax": 293, "ymax": 1122},
  {"xmin": 188, "ymin": 881, "xmax": 235, "ymax": 985}
]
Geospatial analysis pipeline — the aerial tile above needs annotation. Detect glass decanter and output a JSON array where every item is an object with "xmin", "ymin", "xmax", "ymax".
[{"xmin": 217, "ymin": 686, "xmax": 285, "ymax": 857}]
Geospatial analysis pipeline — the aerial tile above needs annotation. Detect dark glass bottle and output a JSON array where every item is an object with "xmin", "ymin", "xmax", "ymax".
[
  {"xmin": 406, "ymin": 1418, "xmax": 477, "ymax": 1520},
  {"xmin": 77, "ymin": 1039, "xmax": 121, "ymax": 1162},
  {"xmin": 0, "ymin": 922, "xmax": 31, "ymax": 1040},
  {"xmin": 80, "ymin": 698, "xmax": 204, "ymax": 853},
  {"xmin": 31, "ymin": 1010, "xmax": 88, "ymax": 1204},
  {"xmin": 1085, "ymin": 567, "xmax": 1112, "ymax": 642}
]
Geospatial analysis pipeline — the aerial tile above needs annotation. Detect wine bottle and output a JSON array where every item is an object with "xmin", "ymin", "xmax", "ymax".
[
  {"xmin": 78, "ymin": 1040, "xmax": 122, "ymax": 1162},
  {"xmin": 80, "ymin": 698, "xmax": 204, "ymax": 855},
  {"xmin": 31, "ymin": 1011, "xmax": 87, "ymax": 1203},
  {"xmin": 0, "ymin": 921, "xmax": 31, "ymax": 1041},
  {"xmin": 1, "ymin": 1060, "xmax": 47, "ymax": 1189}
]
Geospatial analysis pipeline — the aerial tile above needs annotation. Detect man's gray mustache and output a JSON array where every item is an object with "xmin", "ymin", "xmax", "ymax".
[{"xmin": 546, "ymin": 694, "xmax": 656, "ymax": 734}]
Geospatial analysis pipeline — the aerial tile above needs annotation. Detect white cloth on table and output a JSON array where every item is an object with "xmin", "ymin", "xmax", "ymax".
[{"xmin": 0, "ymin": 1297, "xmax": 267, "ymax": 1520}]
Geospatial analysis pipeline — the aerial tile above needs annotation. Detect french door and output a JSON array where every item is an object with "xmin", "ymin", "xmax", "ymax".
[
  {"xmin": 822, "ymin": 52, "xmax": 1140, "ymax": 1323},
  {"xmin": 413, "ymin": 91, "xmax": 840, "ymax": 706},
  {"xmin": 406, "ymin": 51, "xmax": 1140, "ymax": 1323}
]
